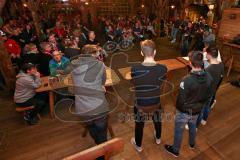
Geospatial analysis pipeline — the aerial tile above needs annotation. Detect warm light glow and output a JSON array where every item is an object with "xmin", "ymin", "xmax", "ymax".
[
  {"xmin": 141, "ymin": 4, "xmax": 145, "ymax": 8},
  {"xmin": 209, "ymin": 4, "xmax": 214, "ymax": 10},
  {"xmin": 85, "ymin": 2, "xmax": 89, "ymax": 5},
  {"xmin": 171, "ymin": 5, "xmax": 175, "ymax": 9},
  {"xmin": 23, "ymin": 3, "xmax": 27, "ymax": 7}
]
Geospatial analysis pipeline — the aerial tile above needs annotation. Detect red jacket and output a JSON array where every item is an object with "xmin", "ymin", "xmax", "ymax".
[
  {"xmin": 54, "ymin": 27, "xmax": 66, "ymax": 38},
  {"xmin": 4, "ymin": 39, "xmax": 21, "ymax": 57}
]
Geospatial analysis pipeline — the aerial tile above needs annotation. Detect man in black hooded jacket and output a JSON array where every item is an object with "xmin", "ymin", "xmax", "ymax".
[{"xmin": 165, "ymin": 51, "xmax": 213, "ymax": 157}]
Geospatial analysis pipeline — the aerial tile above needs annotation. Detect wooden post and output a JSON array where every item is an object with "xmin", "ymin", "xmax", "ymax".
[
  {"xmin": 0, "ymin": 41, "xmax": 16, "ymax": 91},
  {"xmin": 0, "ymin": 0, "xmax": 15, "ymax": 91},
  {"xmin": 0, "ymin": 0, "xmax": 6, "ymax": 15},
  {"xmin": 22, "ymin": 0, "xmax": 42, "ymax": 40}
]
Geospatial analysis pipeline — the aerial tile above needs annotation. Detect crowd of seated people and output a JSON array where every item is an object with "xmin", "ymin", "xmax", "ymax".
[
  {"xmin": 98, "ymin": 15, "xmax": 164, "ymax": 42},
  {"xmin": 0, "ymin": 13, "xmax": 111, "ymax": 125}
]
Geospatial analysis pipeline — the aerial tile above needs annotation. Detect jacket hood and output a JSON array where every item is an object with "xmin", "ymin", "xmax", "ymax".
[
  {"xmin": 190, "ymin": 70, "xmax": 208, "ymax": 84},
  {"xmin": 16, "ymin": 72, "xmax": 31, "ymax": 79},
  {"xmin": 71, "ymin": 55, "xmax": 100, "ymax": 75}
]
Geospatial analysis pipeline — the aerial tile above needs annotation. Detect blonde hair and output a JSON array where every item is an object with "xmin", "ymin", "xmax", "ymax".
[{"xmin": 140, "ymin": 40, "xmax": 156, "ymax": 57}]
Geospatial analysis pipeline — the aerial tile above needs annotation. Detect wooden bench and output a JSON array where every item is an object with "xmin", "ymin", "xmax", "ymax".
[{"xmin": 63, "ymin": 138, "xmax": 124, "ymax": 160}]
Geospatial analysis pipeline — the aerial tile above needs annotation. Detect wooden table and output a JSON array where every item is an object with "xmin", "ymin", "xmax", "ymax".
[
  {"xmin": 222, "ymin": 42, "xmax": 240, "ymax": 77},
  {"xmin": 118, "ymin": 58, "xmax": 188, "ymax": 109},
  {"xmin": 118, "ymin": 59, "xmax": 187, "ymax": 80},
  {"xmin": 176, "ymin": 57, "xmax": 190, "ymax": 66},
  {"xmin": 36, "ymin": 68, "xmax": 120, "ymax": 118}
]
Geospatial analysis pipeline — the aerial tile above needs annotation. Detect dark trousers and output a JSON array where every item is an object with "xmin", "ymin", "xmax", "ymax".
[
  {"xmin": 15, "ymin": 94, "xmax": 46, "ymax": 118},
  {"xmin": 134, "ymin": 107, "xmax": 162, "ymax": 147},
  {"xmin": 86, "ymin": 116, "xmax": 108, "ymax": 160},
  {"xmin": 86, "ymin": 116, "xmax": 108, "ymax": 145}
]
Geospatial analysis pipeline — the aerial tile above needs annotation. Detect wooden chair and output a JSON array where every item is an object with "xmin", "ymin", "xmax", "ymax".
[
  {"xmin": 15, "ymin": 106, "xmax": 41, "ymax": 120},
  {"xmin": 63, "ymin": 138, "xmax": 124, "ymax": 160}
]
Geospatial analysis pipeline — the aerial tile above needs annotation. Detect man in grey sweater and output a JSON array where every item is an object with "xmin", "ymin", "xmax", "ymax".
[
  {"xmin": 68, "ymin": 45, "xmax": 109, "ymax": 148},
  {"xmin": 14, "ymin": 63, "xmax": 46, "ymax": 125}
]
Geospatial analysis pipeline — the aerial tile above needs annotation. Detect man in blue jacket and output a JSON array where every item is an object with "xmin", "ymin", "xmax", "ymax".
[{"xmin": 49, "ymin": 50, "xmax": 70, "ymax": 77}]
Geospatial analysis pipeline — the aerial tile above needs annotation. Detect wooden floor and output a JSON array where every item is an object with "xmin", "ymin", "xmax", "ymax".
[{"xmin": 1, "ymin": 38, "xmax": 240, "ymax": 160}]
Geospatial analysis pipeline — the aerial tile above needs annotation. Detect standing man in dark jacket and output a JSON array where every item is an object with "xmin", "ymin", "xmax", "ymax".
[
  {"xmin": 196, "ymin": 46, "xmax": 224, "ymax": 127},
  {"xmin": 171, "ymin": 16, "xmax": 181, "ymax": 43},
  {"xmin": 165, "ymin": 51, "xmax": 213, "ymax": 157},
  {"xmin": 131, "ymin": 40, "xmax": 167, "ymax": 152}
]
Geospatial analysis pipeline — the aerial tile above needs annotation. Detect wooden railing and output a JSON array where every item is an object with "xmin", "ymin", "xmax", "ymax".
[{"xmin": 63, "ymin": 138, "xmax": 124, "ymax": 160}]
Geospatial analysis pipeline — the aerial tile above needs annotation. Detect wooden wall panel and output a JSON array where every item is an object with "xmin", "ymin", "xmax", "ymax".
[{"xmin": 218, "ymin": 8, "xmax": 240, "ymax": 40}]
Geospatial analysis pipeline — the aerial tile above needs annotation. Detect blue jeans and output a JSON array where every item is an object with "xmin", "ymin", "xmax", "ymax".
[
  {"xmin": 171, "ymin": 27, "xmax": 179, "ymax": 40},
  {"xmin": 196, "ymin": 96, "xmax": 214, "ymax": 127},
  {"xmin": 86, "ymin": 116, "xmax": 108, "ymax": 145},
  {"xmin": 181, "ymin": 37, "xmax": 189, "ymax": 56},
  {"xmin": 173, "ymin": 110, "xmax": 198, "ymax": 153}
]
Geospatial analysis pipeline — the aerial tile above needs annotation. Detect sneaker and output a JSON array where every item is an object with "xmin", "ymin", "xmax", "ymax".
[
  {"xmin": 131, "ymin": 137, "xmax": 143, "ymax": 152},
  {"xmin": 189, "ymin": 144, "xmax": 195, "ymax": 150},
  {"xmin": 154, "ymin": 131, "xmax": 161, "ymax": 145},
  {"xmin": 165, "ymin": 145, "xmax": 179, "ymax": 157},
  {"xmin": 211, "ymin": 99, "xmax": 216, "ymax": 109},
  {"xmin": 171, "ymin": 39, "xmax": 176, "ymax": 43},
  {"xmin": 23, "ymin": 111, "xmax": 31, "ymax": 121},
  {"xmin": 201, "ymin": 119, "xmax": 207, "ymax": 125},
  {"xmin": 230, "ymin": 80, "xmax": 240, "ymax": 87},
  {"xmin": 28, "ymin": 116, "xmax": 39, "ymax": 125}
]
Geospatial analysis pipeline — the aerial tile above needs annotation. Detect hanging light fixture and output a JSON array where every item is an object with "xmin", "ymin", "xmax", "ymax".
[
  {"xmin": 23, "ymin": 3, "xmax": 28, "ymax": 7},
  {"xmin": 170, "ymin": 5, "xmax": 175, "ymax": 9}
]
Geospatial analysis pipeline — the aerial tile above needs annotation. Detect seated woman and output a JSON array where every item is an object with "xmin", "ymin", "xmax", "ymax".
[
  {"xmin": 49, "ymin": 50, "xmax": 70, "ymax": 77},
  {"xmin": 14, "ymin": 63, "xmax": 46, "ymax": 125}
]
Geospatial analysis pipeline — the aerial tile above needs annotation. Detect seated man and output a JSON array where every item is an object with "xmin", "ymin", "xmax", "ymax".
[
  {"xmin": 86, "ymin": 31, "xmax": 100, "ymax": 45},
  {"xmin": 14, "ymin": 63, "xmax": 46, "ymax": 125},
  {"xmin": 49, "ymin": 50, "xmax": 70, "ymax": 77}
]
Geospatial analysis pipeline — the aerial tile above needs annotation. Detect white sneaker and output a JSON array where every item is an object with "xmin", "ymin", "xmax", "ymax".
[
  {"xmin": 211, "ymin": 100, "xmax": 216, "ymax": 109},
  {"xmin": 201, "ymin": 120, "xmax": 207, "ymax": 125},
  {"xmin": 131, "ymin": 137, "xmax": 143, "ymax": 152},
  {"xmin": 171, "ymin": 39, "xmax": 176, "ymax": 43},
  {"xmin": 154, "ymin": 131, "xmax": 161, "ymax": 145}
]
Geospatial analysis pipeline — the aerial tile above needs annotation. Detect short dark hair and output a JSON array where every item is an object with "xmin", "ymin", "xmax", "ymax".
[
  {"xmin": 140, "ymin": 40, "xmax": 156, "ymax": 57},
  {"xmin": 206, "ymin": 45, "xmax": 218, "ymax": 58},
  {"xmin": 21, "ymin": 63, "xmax": 36, "ymax": 73},
  {"xmin": 188, "ymin": 51, "xmax": 204, "ymax": 68}
]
